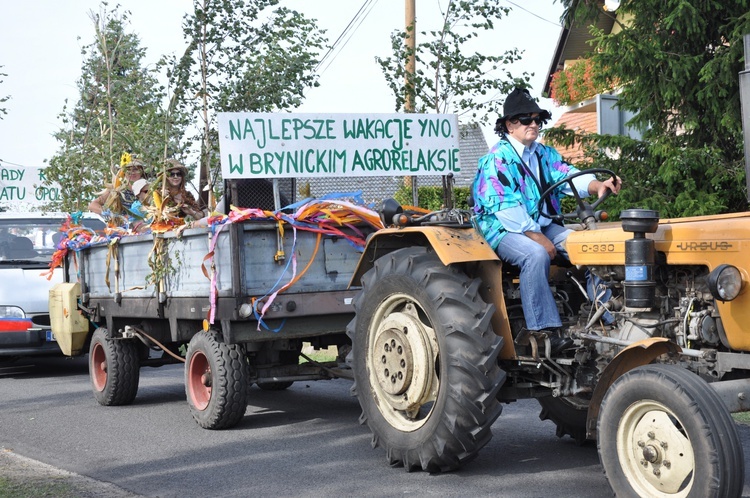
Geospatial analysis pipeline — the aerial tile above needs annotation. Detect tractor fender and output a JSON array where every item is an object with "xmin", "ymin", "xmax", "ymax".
[
  {"xmin": 585, "ymin": 337, "xmax": 681, "ymax": 440},
  {"xmin": 349, "ymin": 226, "xmax": 498, "ymax": 287}
]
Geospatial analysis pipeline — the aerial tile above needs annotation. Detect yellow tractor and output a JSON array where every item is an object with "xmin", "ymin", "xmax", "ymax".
[{"xmin": 347, "ymin": 168, "xmax": 746, "ymax": 496}]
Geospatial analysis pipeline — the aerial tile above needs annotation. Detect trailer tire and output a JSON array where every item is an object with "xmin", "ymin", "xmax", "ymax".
[
  {"xmin": 89, "ymin": 328, "xmax": 140, "ymax": 406},
  {"xmin": 348, "ymin": 246, "xmax": 505, "ymax": 472},
  {"xmin": 538, "ymin": 395, "xmax": 589, "ymax": 445},
  {"xmin": 598, "ymin": 363, "xmax": 744, "ymax": 498},
  {"xmin": 185, "ymin": 330, "xmax": 249, "ymax": 430}
]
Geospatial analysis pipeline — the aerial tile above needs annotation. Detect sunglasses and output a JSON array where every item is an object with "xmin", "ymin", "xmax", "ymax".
[
  {"xmin": 512, "ymin": 115, "xmax": 544, "ymax": 126},
  {"xmin": 139, "ymin": 188, "xmax": 149, "ymax": 195},
  {"xmin": 168, "ymin": 171, "xmax": 183, "ymax": 178}
]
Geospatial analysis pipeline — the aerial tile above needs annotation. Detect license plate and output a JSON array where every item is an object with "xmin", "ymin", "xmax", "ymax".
[{"xmin": 46, "ymin": 330, "xmax": 56, "ymax": 342}]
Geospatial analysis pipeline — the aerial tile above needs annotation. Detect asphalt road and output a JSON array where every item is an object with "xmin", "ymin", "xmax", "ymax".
[{"xmin": 1, "ymin": 356, "xmax": 749, "ymax": 497}]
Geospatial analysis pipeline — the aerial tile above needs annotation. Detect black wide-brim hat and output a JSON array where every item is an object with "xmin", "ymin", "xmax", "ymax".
[{"xmin": 498, "ymin": 87, "xmax": 552, "ymax": 123}]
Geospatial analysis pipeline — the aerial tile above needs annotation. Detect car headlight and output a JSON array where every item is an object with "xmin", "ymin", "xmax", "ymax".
[
  {"xmin": 0, "ymin": 305, "xmax": 25, "ymax": 318},
  {"xmin": 707, "ymin": 264, "xmax": 743, "ymax": 302}
]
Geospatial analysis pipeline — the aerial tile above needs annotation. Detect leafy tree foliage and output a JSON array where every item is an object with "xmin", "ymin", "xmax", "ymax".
[
  {"xmin": 170, "ymin": 0, "xmax": 327, "ymax": 204},
  {"xmin": 394, "ymin": 185, "xmax": 470, "ymax": 211},
  {"xmin": 0, "ymin": 66, "xmax": 8, "ymax": 119},
  {"xmin": 45, "ymin": 5, "xmax": 184, "ymax": 212},
  {"xmin": 548, "ymin": 0, "xmax": 750, "ymax": 217},
  {"xmin": 376, "ymin": 0, "xmax": 529, "ymax": 124}
]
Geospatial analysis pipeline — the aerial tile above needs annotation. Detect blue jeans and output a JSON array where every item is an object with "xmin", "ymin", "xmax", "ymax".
[{"xmin": 496, "ymin": 224, "xmax": 571, "ymax": 331}]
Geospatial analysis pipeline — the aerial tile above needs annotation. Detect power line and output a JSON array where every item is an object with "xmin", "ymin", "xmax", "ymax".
[
  {"xmin": 0, "ymin": 158, "xmax": 39, "ymax": 169},
  {"xmin": 504, "ymin": 1, "xmax": 562, "ymax": 27},
  {"xmin": 315, "ymin": 0, "xmax": 379, "ymax": 75},
  {"xmin": 319, "ymin": 0, "xmax": 380, "ymax": 75},
  {"xmin": 314, "ymin": 0, "xmax": 372, "ymax": 73}
]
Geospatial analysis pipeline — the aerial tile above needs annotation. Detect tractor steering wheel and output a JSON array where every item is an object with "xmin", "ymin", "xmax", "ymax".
[{"xmin": 536, "ymin": 168, "xmax": 618, "ymax": 230}]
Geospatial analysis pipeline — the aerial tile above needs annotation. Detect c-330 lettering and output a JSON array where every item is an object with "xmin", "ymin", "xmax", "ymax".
[{"xmin": 581, "ymin": 244, "xmax": 615, "ymax": 253}]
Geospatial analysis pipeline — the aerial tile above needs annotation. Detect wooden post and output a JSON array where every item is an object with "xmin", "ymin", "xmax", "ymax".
[
  {"xmin": 741, "ymin": 34, "xmax": 750, "ymax": 205},
  {"xmin": 405, "ymin": 0, "xmax": 418, "ymax": 206}
]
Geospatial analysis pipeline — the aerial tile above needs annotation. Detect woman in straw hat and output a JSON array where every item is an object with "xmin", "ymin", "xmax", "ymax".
[
  {"xmin": 88, "ymin": 158, "xmax": 147, "ymax": 216},
  {"xmin": 160, "ymin": 159, "xmax": 205, "ymax": 220}
]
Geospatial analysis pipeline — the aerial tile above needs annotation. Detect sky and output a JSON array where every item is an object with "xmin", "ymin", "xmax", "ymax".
[{"xmin": 0, "ymin": 0, "xmax": 566, "ymax": 171}]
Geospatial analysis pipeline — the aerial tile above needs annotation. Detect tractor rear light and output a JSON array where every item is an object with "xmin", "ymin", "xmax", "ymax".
[
  {"xmin": 380, "ymin": 198, "xmax": 403, "ymax": 227},
  {"xmin": 708, "ymin": 264, "xmax": 742, "ymax": 302}
]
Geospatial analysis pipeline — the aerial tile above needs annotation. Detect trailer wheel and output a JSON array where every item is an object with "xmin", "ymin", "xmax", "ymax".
[
  {"xmin": 348, "ymin": 246, "xmax": 505, "ymax": 472},
  {"xmin": 538, "ymin": 395, "xmax": 589, "ymax": 445},
  {"xmin": 89, "ymin": 328, "xmax": 140, "ymax": 406},
  {"xmin": 598, "ymin": 364, "xmax": 744, "ymax": 498},
  {"xmin": 185, "ymin": 330, "xmax": 249, "ymax": 429}
]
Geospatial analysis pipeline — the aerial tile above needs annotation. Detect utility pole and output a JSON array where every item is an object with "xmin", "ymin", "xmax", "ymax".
[
  {"xmin": 405, "ymin": 0, "xmax": 416, "ymax": 112},
  {"xmin": 741, "ymin": 33, "xmax": 750, "ymax": 205},
  {"xmin": 405, "ymin": 0, "xmax": 418, "ymax": 206}
]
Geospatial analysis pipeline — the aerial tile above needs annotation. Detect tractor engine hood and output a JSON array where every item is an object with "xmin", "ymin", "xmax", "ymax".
[{"xmin": 567, "ymin": 211, "xmax": 750, "ymax": 269}]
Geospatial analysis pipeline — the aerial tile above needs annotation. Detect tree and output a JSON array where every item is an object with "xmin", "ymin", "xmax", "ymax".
[
  {"xmin": 45, "ymin": 4, "xmax": 185, "ymax": 213},
  {"xmin": 376, "ymin": 1, "xmax": 530, "ymax": 208},
  {"xmin": 170, "ymin": 0, "xmax": 327, "ymax": 206},
  {"xmin": 0, "ymin": 66, "xmax": 9, "ymax": 119},
  {"xmin": 547, "ymin": 0, "xmax": 750, "ymax": 217},
  {"xmin": 376, "ymin": 1, "xmax": 529, "ymax": 124}
]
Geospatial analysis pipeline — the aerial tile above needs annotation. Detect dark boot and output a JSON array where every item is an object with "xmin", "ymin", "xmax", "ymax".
[
  {"xmin": 515, "ymin": 328, "xmax": 573, "ymax": 355},
  {"xmin": 546, "ymin": 330, "xmax": 573, "ymax": 355}
]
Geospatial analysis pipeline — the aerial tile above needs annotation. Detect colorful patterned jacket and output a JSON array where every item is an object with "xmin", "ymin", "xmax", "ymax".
[{"xmin": 471, "ymin": 137, "xmax": 581, "ymax": 250}]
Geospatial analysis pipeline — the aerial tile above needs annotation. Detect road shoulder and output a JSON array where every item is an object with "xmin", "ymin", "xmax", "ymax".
[{"xmin": 0, "ymin": 448, "xmax": 141, "ymax": 498}]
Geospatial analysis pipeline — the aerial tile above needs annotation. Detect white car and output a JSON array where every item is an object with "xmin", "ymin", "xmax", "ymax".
[{"xmin": 0, "ymin": 212, "xmax": 104, "ymax": 362}]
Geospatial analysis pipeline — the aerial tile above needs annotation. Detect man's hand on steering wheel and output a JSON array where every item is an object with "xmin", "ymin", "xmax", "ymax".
[
  {"xmin": 536, "ymin": 168, "xmax": 621, "ymax": 229},
  {"xmin": 589, "ymin": 175, "xmax": 622, "ymax": 198}
]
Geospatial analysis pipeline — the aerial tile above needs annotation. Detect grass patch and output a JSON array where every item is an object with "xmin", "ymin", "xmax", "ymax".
[
  {"xmin": 732, "ymin": 411, "xmax": 750, "ymax": 425},
  {"xmin": 300, "ymin": 343, "xmax": 337, "ymax": 364},
  {"xmin": 0, "ymin": 476, "xmax": 79, "ymax": 498}
]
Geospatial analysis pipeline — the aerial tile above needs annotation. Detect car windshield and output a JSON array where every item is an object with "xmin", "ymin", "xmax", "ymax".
[{"xmin": 0, "ymin": 217, "xmax": 104, "ymax": 263}]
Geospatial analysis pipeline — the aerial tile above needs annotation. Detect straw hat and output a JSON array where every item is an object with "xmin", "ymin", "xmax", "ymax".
[{"xmin": 164, "ymin": 159, "xmax": 188, "ymax": 177}]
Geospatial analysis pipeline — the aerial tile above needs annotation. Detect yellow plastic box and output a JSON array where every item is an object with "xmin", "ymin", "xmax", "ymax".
[{"xmin": 49, "ymin": 283, "xmax": 90, "ymax": 356}]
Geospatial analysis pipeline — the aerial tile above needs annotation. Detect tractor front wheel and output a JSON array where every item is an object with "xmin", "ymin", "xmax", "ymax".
[{"xmin": 598, "ymin": 364, "xmax": 744, "ymax": 497}]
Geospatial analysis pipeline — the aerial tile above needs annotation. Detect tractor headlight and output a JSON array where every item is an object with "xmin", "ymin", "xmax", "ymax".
[{"xmin": 707, "ymin": 264, "xmax": 742, "ymax": 302}]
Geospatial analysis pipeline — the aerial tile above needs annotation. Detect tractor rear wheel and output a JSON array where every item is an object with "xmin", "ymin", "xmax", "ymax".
[{"xmin": 348, "ymin": 247, "xmax": 505, "ymax": 472}]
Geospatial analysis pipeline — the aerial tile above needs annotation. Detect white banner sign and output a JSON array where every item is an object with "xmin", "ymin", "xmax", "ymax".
[
  {"xmin": 0, "ymin": 165, "xmax": 62, "ymax": 209},
  {"xmin": 218, "ymin": 113, "xmax": 461, "ymax": 178}
]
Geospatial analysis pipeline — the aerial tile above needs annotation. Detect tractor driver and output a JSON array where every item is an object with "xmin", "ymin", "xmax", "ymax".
[{"xmin": 471, "ymin": 87, "xmax": 621, "ymax": 354}]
